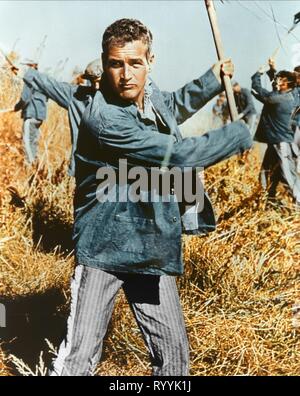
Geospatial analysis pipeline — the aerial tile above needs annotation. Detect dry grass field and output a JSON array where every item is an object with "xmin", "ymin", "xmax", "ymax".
[{"xmin": 0, "ymin": 65, "xmax": 299, "ymax": 376}]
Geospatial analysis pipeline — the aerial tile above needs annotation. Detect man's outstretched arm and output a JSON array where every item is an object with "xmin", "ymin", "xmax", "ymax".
[
  {"xmin": 23, "ymin": 68, "xmax": 75, "ymax": 109},
  {"xmin": 90, "ymin": 108, "xmax": 252, "ymax": 170},
  {"xmin": 266, "ymin": 58, "xmax": 277, "ymax": 83},
  {"xmin": 251, "ymin": 71, "xmax": 280, "ymax": 105},
  {"xmin": 161, "ymin": 59, "xmax": 233, "ymax": 125}
]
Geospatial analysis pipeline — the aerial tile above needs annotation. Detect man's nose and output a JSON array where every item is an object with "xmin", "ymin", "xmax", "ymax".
[{"xmin": 121, "ymin": 64, "xmax": 132, "ymax": 81}]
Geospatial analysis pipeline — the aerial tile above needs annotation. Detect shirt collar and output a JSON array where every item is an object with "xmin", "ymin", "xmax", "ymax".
[{"xmin": 137, "ymin": 80, "xmax": 156, "ymax": 123}]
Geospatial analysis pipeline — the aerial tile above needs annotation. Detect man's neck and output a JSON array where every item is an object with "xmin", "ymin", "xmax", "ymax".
[
  {"xmin": 134, "ymin": 89, "xmax": 145, "ymax": 112},
  {"xmin": 280, "ymin": 88, "xmax": 292, "ymax": 94}
]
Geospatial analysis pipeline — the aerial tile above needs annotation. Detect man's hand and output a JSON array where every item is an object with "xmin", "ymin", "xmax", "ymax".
[
  {"xmin": 268, "ymin": 58, "xmax": 276, "ymax": 70},
  {"xmin": 11, "ymin": 66, "xmax": 19, "ymax": 75},
  {"xmin": 212, "ymin": 58, "xmax": 234, "ymax": 84},
  {"xmin": 237, "ymin": 112, "xmax": 244, "ymax": 120}
]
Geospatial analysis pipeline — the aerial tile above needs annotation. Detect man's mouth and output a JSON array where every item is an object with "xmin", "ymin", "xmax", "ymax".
[{"xmin": 120, "ymin": 84, "xmax": 136, "ymax": 90}]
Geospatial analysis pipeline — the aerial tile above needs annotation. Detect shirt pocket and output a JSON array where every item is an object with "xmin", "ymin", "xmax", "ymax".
[{"xmin": 111, "ymin": 214, "xmax": 157, "ymax": 254}]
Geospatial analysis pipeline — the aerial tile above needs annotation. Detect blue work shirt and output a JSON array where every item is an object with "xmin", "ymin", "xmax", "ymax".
[
  {"xmin": 73, "ymin": 69, "xmax": 252, "ymax": 276},
  {"xmin": 14, "ymin": 77, "xmax": 48, "ymax": 121},
  {"xmin": 266, "ymin": 67, "xmax": 300, "ymax": 129},
  {"xmin": 234, "ymin": 87, "xmax": 256, "ymax": 118},
  {"xmin": 23, "ymin": 69, "xmax": 96, "ymax": 176},
  {"xmin": 252, "ymin": 72, "xmax": 297, "ymax": 144},
  {"xmin": 292, "ymin": 86, "xmax": 300, "ymax": 128}
]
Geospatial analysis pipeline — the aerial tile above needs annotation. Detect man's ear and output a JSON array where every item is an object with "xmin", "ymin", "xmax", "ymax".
[{"xmin": 148, "ymin": 53, "xmax": 155, "ymax": 72}]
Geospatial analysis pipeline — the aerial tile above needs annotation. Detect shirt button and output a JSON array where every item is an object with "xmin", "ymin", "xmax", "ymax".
[{"xmin": 172, "ymin": 217, "xmax": 177, "ymax": 222}]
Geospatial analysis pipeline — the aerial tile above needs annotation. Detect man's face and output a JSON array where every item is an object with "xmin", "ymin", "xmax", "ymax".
[
  {"xmin": 219, "ymin": 95, "xmax": 225, "ymax": 104},
  {"xmin": 233, "ymin": 84, "xmax": 241, "ymax": 93},
  {"xmin": 90, "ymin": 77, "xmax": 101, "ymax": 90},
  {"xmin": 28, "ymin": 64, "xmax": 38, "ymax": 70},
  {"xmin": 103, "ymin": 40, "xmax": 153, "ymax": 105},
  {"xmin": 275, "ymin": 76, "xmax": 290, "ymax": 92}
]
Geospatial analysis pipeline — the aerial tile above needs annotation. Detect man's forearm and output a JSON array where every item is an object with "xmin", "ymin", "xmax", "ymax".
[
  {"xmin": 267, "ymin": 68, "xmax": 276, "ymax": 82},
  {"xmin": 251, "ymin": 72, "xmax": 270, "ymax": 102},
  {"xmin": 97, "ymin": 107, "xmax": 252, "ymax": 170},
  {"xmin": 118, "ymin": 122, "xmax": 252, "ymax": 169},
  {"xmin": 242, "ymin": 104, "xmax": 251, "ymax": 116},
  {"xmin": 23, "ymin": 69, "xmax": 73, "ymax": 109},
  {"xmin": 164, "ymin": 68, "xmax": 223, "ymax": 125}
]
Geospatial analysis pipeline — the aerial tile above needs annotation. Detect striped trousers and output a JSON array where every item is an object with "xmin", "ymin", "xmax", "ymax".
[
  {"xmin": 260, "ymin": 142, "xmax": 300, "ymax": 204},
  {"xmin": 49, "ymin": 265, "xmax": 189, "ymax": 376}
]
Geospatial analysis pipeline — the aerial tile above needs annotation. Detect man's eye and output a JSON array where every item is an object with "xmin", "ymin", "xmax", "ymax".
[
  {"xmin": 132, "ymin": 62, "xmax": 144, "ymax": 68},
  {"xmin": 109, "ymin": 61, "xmax": 122, "ymax": 68}
]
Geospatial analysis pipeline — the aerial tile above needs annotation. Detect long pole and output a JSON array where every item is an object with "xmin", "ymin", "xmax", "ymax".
[
  {"xmin": 270, "ymin": 23, "xmax": 299, "ymax": 62},
  {"xmin": 0, "ymin": 47, "xmax": 16, "ymax": 69},
  {"xmin": 205, "ymin": 0, "xmax": 238, "ymax": 121}
]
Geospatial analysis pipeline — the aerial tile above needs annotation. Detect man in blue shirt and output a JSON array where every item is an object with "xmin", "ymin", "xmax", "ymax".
[
  {"xmin": 232, "ymin": 81, "xmax": 257, "ymax": 136},
  {"xmin": 212, "ymin": 93, "xmax": 228, "ymax": 128},
  {"xmin": 13, "ymin": 59, "xmax": 48, "ymax": 165},
  {"xmin": 49, "ymin": 18, "xmax": 252, "ymax": 376},
  {"xmin": 291, "ymin": 66, "xmax": 300, "ymax": 174},
  {"xmin": 252, "ymin": 67, "xmax": 300, "ymax": 204},
  {"xmin": 266, "ymin": 60, "xmax": 300, "ymax": 174}
]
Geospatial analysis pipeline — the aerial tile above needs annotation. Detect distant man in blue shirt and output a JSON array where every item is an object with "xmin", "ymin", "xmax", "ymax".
[
  {"xmin": 48, "ymin": 18, "xmax": 251, "ymax": 376},
  {"xmin": 232, "ymin": 81, "xmax": 257, "ymax": 136},
  {"xmin": 252, "ymin": 67, "xmax": 300, "ymax": 204},
  {"xmin": 13, "ymin": 59, "xmax": 48, "ymax": 165},
  {"xmin": 21, "ymin": 59, "xmax": 103, "ymax": 176},
  {"xmin": 291, "ymin": 66, "xmax": 300, "ymax": 174},
  {"xmin": 212, "ymin": 93, "xmax": 227, "ymax": 128},
  {"xmin": 267, "ymin": 59, "xmax": 300, "ymax": 160}
]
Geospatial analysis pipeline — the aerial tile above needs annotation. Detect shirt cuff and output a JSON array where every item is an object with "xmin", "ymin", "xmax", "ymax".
[{"xmin": 199, "ymin": 68, "xmax": 223, "ymax": 98}]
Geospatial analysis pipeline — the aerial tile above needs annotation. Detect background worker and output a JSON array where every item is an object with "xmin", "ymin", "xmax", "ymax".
[
  {"xmin": 13, "ymin": 59, "xmax": 48, "ymax": 165},
  {"xmin": 267, "ymin": 59, "xmax": 300, "ymax": 173},
  {"xmin": 252, "ymin": 66, "xmax": 300, "ymax": 205},
  {"xmin": 232, "ymin": 80, "xmax": 257, "ymax": 136}
]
